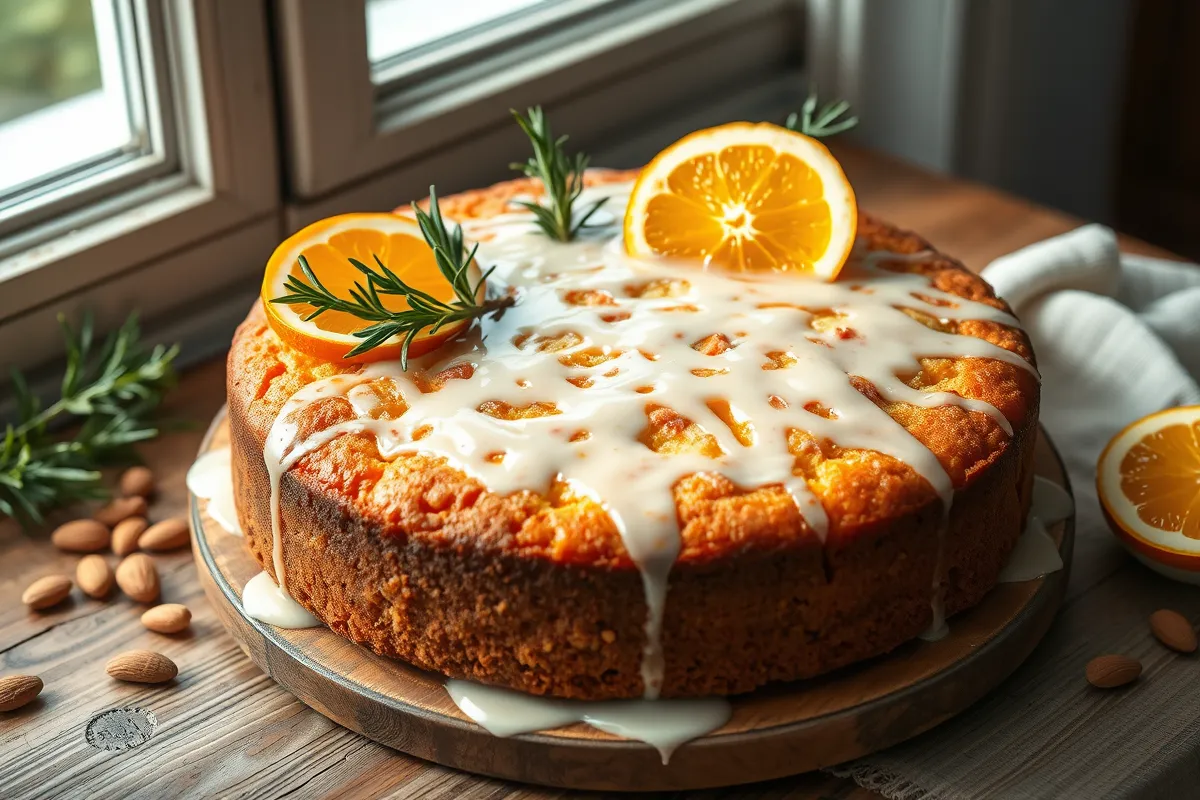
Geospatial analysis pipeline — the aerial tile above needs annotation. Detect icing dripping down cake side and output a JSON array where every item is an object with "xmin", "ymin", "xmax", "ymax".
[{"xmin": 225, "ymin": 169, "xmax": 1041, "ymax": 701}]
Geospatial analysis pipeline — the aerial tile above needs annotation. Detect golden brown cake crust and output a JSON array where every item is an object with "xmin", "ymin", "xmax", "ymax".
[{"xmin": 226, "ymin": 170, "xmax": 1040, "ymax": 700}]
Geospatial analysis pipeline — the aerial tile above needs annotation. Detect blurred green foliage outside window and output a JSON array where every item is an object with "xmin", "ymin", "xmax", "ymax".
[{"xmin": 0, "ymin": 0, "xmax": 102, "ymax": 125}]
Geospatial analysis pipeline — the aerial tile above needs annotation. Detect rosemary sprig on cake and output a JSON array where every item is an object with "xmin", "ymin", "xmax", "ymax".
[
  {"xmin": 1, "ymin": 313, "xmax": 178, "ymax": 526},
  {"xmin": 270, "ymin": 187, "xmax": 508, "ymax": 368},
  {"xmin": 785, "ymin": 93, "xmax": 858, "ymax": 138},
  {"xmin": 510, "ymin": 106, "xmax": 607, "ymax": 242}
]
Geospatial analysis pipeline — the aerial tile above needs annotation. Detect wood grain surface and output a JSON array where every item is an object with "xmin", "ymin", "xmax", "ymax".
[
  {"xmin": 0, "ymin": 143, "xmax": 1177, "ymax": 800},
  {"xmin": 193, "ymin": 415, "xmax": 1073, "ymax": 792}
]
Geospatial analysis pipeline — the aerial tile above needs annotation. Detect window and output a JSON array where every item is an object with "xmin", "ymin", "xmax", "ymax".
[
  {"xmin": 0, "ymin": 0, "xmax": 175, "ymax": 251},
  {"xmin": 2, "ymin": 0, "xmax": 807, "ymax": 375},
  {"xmin": 365, "ymin": 0, "xmax": 554, "ymax": 74},
  {"xmin": 0, "ymin": 0, "xmax": 127, "ymax": 198},
  {"xmin": 0, "ymin": 0, "xmax": 278, "ymax": 372},
  {"xmin": 276, "ymin": 0, "xmax": 799, "ymax": 204}
]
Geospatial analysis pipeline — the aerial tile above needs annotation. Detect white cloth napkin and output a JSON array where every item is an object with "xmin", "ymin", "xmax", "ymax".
[
  {"xmin": 984, "ymin": 224, "xmax": 1200, "ymax": 468},
  {"xmin": 831, "ymin": 227, "xmax": 1200, "ymax": 800},
  {"xmin": 983, "ymin": 225, "xmax": 1200, "ymax": 545}
]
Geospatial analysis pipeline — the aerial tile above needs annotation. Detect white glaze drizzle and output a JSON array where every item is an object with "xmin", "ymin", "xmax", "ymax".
[
  {"xmin": 261, "ymin": 181, "xmax": 1037, "ymax": 697},
  {"xmin": 186, "ymin": 447, "xmax": 320, "ymax": 627},
  {"xmin": 445, "ymin": 679, "xmax": 730, "ymax": 764},
  {"xmin": 186, "ymin": 447, "xmax": 241, "ymax": 536},
  {"xmin": 997, "ymin": 476, "xmax": 1073, "ymax": 583},
  {"xmin": 1029, "ymin": 474, "xmax": 1075, "ymax": 526},
  {"xmin": 242, "ymin": 571, "xmax": 321, "ymax": 628},
  {"xmin": 918, "ymin": 608, "xmax": 950, "ymax": 642}
]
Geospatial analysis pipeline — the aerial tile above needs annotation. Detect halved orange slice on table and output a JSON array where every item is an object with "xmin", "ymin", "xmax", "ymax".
[
  {"xmin": 624, "ymin": 122, "xmax": 857, "ymax": 279},
  {"xmin": 1097, "ymin": 405, "xmax": 1200, "ymax": 580},
  {"xmin": 262, "ymin": 213, "xmax": 482, "ymax": 364}
]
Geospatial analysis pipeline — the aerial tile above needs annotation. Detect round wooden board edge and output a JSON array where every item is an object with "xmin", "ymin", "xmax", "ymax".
[{"xmin": 190, "ymin": 408, "xmax": 1075, "ymax": 792}]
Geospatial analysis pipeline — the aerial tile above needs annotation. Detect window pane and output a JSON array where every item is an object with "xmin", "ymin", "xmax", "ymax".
[
  {"xmin": 366, "ymin": 0, "xmax": 553, "ymax": 68},
  {"xmin": 0, "ymin": 0, "xmax": 138, "ymax": 199}
]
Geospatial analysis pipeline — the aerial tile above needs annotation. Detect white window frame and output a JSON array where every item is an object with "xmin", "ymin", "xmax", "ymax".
[
  {"xmin": 367, "ymin": 0, "xmax": 617, "ymax": 87},
  {"xmin": 275, "ymin": 0, "xmax": 801, "ymax": 200},
  {"xmin": 0, "ymin": 0, "xmax": 280, "ymax": 371},
  {"xmin": 0, "ymin": 1, "xmax": 179, "ymax": 245}
]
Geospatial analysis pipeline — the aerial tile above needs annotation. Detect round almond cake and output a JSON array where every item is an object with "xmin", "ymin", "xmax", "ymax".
[{"xmin": 227, "ymin": 169, "xmax": 1040, "ymax": 701}]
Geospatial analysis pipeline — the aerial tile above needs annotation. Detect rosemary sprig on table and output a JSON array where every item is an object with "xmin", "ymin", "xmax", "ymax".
[
  {"xmin": 785, "ymin": 93, "xmax": 858, "ymax": 138},
  {"xmin": 510, "ymin": 106, "xmax": 607, "ymax": 242},
  {"xmin": 0, "ymin": 312, "xmax": 178, "ymax": 526},
  {"xmin": 271, "ymin": 187, "xmax": 509, "ymax": 368}
]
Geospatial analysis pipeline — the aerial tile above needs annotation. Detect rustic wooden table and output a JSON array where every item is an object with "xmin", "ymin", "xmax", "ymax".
[{"xmin": 0, "ymin": 144, "xmax": 1176, "ymax": 800}]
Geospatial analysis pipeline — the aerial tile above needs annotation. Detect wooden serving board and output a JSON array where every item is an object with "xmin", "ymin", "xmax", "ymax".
[{"xmin": 191, "ymin": 412, "xmax": 1074, "ymax": 792}]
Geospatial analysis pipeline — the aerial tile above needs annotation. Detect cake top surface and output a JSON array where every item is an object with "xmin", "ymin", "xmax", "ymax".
[{"xmin": 235, "ymin": 171, "xmax": 1039, "ymax": 570}]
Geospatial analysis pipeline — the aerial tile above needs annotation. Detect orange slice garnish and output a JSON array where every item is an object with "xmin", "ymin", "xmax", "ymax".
[
  {"xmin": 261, "ymin": 213, "xmax": 481, "ymax": 363},
  {"xmin": 624, "ymin": 122, "xmax": 857, "ymax": 279},
  {"xmin": 1098, "ymin": 406, "xmax": 1200, "ymax": 571}
]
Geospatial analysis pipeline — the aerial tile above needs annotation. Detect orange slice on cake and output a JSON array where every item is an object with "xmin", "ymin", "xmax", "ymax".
[
  {"xmin": 1097, "ymin": 405, "xmax": 1200, "ymax": 581},
  {"xmin": 624, "ymin": 122, "xmax": 857, "ymax": 279},
  {"xmin": 262, "ymin": 213, "xmax": 482, "ymax": 363}
]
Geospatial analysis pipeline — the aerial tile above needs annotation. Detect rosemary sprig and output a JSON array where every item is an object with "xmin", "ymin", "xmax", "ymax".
[
  {"xmin": 271, "ymin": 186, "xmax": 509, "ymax": 368},
  {"xmin": 0, "ymin": 312, "xmax": 179, "ymax": 526},
  {"xmin": 785, "ymin": 93, "xmax": 858, "ymax": 138},
  {"xmin": 509, "ymin": 106, "xmax": 607, "ymax": 242}
]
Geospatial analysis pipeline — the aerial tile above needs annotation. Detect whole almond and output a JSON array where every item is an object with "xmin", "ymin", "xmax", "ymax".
[
  {"xmin": 76, "ymin": 555, "xmax": 114, "ymax": 599},
  {"xmin": 119, "ymin": 466, "xmax": 156, "ymax": 498},
  {"xmin": 141, "ymin": 604, "xmax": 192, "ymax": 634},
  {"xmin": 95, "ymin": 496, "xmax": 148, "ymax": 527},
  {"xmin": 0, "ymin": 675, "xmax": 43, "ymax": 712},
  {"xmin": 1150, "ymin": 609, "xmax": 1197, "ymax": 654},
  {"xmin": 115, "ymin": 553, "xmax": 160, "ymax": 603},
  {"xmin": 106, "ymin": 650, "xmax": 177, "ymax": 684},
  {"xmin": 50, "ymin": 519, "xmax": 111, "ymax": 553},
  {"xmin": 1086, "ymin": 654, "xmax": 1142, "ymax": 688},
  {"xmin": 138, "ymin": 518, "xmax": 189, "ymax": 552},
  {"xmin": 112, "ymin": 516, "xmax": 148, "ymax": 557},
  {"xmin": 22, "ymin": 575, "xmax": 72, "ymax": 610}
]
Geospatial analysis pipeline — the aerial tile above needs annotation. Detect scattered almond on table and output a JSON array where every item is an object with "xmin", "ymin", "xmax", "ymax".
[
  {"xmin": 0, "ymin": 675, "xmax": 43, "ymax": 712},
  {"xmin": 106, "ymin": 650, "xmax": 178, "ymax": 684},
  {"xmin": 50, "ymin": 519, "xmax": 111, "ymax": 554},
  {"xmin": 1149, "ymin": 609, "xmax": 1197, "ymax": 654},
  {"xmin": 142, "ymin": 604, "xmax": 192, "ymax": 634},
  {"xmin": 10, "ymin": 454, "xmax": 192, "ymax": 724},
  {"xmin": 76, "ymin": 555, "xmax": 115, "ymax": 599},
  {"xmin": 139, "ymin": 518, "xmax": 189, "ymax": 552},
  {"xmin": 94, "ymin": 495, "xmax": 148, "ymax": 528},
  {"xmin": 115, "ymin": 553, "xmax": 160, "ymax": 604},
  {"xmin": 22, "ymin": 575, "xmax": 73, "ymax": 611},
  {"xmin": 112, "ymin": 516, "xmax": 148, "ymax": 557},
  {"xmin": 1086, "ymin": 654, "xmax": 1142, "ymax": 689},
  {"xmin": 119, "ymin": 466, "xmax": 156, "ymax": 499}
]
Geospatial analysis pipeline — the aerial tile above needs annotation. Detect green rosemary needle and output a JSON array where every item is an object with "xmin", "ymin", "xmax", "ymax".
[
  {"xmin": 270, "ymin": 186, "xmax": 510, "ymax": 368},
  {"xmin": 784, "ymin": 93, "xmax": 858, "ymax": 138},
  {"xmin": 510, "ymin": 106, "xmax": 607, "ymax": 242},
  {"xmin": 0, "ymin": 312, "xmax": 178, "ymax": 526}
]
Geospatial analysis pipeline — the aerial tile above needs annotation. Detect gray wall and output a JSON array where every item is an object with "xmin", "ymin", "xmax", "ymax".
[
  {"xmin": 956, "ymin": 0, "xmax": 1133, "ymax": 223},
  {"xmin": 853, "ymin": 0, "xmax": 965, "ymax": 174},
  {"xmin": 834, "ymin": 0, "xmax": 1133, "ymax": 223}
]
